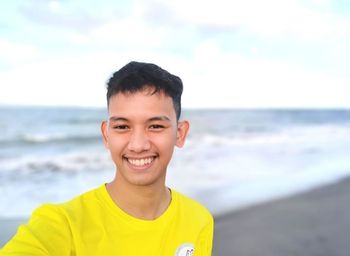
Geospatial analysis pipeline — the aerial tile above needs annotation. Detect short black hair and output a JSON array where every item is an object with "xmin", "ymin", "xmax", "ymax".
[{"xmin": 106, "ymin": 61, "xmax": 183, "ymax": 120}]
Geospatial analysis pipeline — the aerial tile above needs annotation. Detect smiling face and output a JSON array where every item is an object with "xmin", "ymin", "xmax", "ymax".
[{"xmin": 101, "ymin": 88, "xmax": 189, "ymax": 188}]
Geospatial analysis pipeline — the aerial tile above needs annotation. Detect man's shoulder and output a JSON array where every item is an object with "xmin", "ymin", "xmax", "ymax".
[
  {"xmin": 59, "ymin": 184, "xmax": 105, "ymax": 211},
  {"xmin": 33, "ymin": 184, "xmax": 105, "ymax": 218},
  {"xmin": 173, "ymin": 190, "xmax": 213, "ymax": 223}
]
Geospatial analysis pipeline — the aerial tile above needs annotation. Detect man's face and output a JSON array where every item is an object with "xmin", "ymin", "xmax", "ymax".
[{"xmin": 101, "ymin": 88, "xmax": 189, "ymax": 187}]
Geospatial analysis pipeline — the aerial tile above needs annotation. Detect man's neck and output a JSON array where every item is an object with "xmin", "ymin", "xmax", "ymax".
[{"xmin": 106, "ymin": 178, "xmax": 171, "ymax": 220}]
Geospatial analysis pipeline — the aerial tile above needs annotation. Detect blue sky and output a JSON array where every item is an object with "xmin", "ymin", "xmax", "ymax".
[{"xmin": 1, "ymin": 0, "xmax": 350, "ymax": 108}]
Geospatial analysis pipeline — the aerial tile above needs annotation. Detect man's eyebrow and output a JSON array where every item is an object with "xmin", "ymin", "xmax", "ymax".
[
  {"xmin": 148, "ymin": 116, "xmax": 171, "ymax": 122},
  {"xmin": 108, "ymin": 116, "xmax": 171, "ymax": 122},
  {"xmin": 109, "ymin": 116, "xmax": 128, "ymax": 122}
]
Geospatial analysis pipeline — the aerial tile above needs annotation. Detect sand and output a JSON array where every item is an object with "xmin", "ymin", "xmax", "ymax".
[
  {"xmin": 0, "ymin": 219, "xmax": 26, "ymax": 248},
  {"xmin": 213, "ymin": 177, "xmax": 350, "ymax": 256},
  {"xmin": 1, "ymin": 178, "xmax": 350, "ymax": 255}
]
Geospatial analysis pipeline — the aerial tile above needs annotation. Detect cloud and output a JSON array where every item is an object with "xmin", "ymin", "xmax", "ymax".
[
  {"xmin": 0, "ymin": 54, "xmax": 109, "ymax": 107},
  {"xmin": 19, "ymin": 1, "xmax": 107, "ymax": 33},
  {"xmin": 2, "ymin": 0, "xmax": 350, "ymax": 108},
  {"xmin": 48, "ymin": 0, "xmax": 63, "ymax": 13},
  {"xmin": 180, "ymin": 42, "xmax": 350, "ymax": 108},
  {"xmin": 14, "ymin": 0, "xmax": 350, "ymax": 45},
  {"xmin": 0, "ymin": 51, "xmax": 186, "ymax": 107},
  {"xmin": 1, "ymin": 42, "xmax": 349, "ymax": 108},
  {"xmin": 0, "ymin": 38, "xmax": 39, "ymax": 66},
  {"xmin": 136, "ymin": 0, "xmax": 180, "ymax": 27},
  {"xmin": 151, "ymin": 0, "xmax": 350, "ymax": 41}
]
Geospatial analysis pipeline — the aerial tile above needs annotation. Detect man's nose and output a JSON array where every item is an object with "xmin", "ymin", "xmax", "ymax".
[{"xmin": 127, "ymin": 129, "xmax": 151, "ymax": 152}]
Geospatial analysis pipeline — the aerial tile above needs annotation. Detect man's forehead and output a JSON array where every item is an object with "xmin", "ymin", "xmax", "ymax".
[
  {"xmin": 107, "ymin": 89, "xmax": 176, "ymax": 120},
  {"xmin": 110, "ymin": 88, "xmax": 168, "ymax": 99},
  {"xmin": 108, "ymin": 91, "xmax": 173, "ymax": 108}
]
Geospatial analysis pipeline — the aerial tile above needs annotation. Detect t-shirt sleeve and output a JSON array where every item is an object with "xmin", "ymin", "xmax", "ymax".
[
  {"xmin": 0, "ymin": 204, "xmax": 72, "ymax": 256},
  {"xmin": 195, "ymin": 215, "xmax": 214, "ymax": 256}
]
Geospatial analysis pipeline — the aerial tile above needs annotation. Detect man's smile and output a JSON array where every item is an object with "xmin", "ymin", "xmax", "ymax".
[{"xmin": 124, "ymin": 156, "xmax": 158, "ymax": 168}]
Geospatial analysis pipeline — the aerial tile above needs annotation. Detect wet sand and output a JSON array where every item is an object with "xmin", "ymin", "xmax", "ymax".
[
  {"xmin": 213, "ymin": 177, "xmax": 350, "ymax": 256},
  {"xmin": 0, "ymin": 219, "xmax": 26, "ymax": 248}
]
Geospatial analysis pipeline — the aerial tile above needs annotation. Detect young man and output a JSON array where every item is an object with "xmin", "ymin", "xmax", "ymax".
[{"xmin": 0, "ymin": 61, "xmax": 214, "ymax": 255}]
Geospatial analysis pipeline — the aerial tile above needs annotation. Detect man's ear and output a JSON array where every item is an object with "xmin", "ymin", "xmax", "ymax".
[
  {"xmin": 175, "ymin": 120, "xmax": 190, "ymax": 148},
  {"xmin": 101, "ymin": 120, "xmax": 109, "ymax": 149}
]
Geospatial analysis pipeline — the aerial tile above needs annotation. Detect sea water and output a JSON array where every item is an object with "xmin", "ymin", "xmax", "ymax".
[{"xmin": 1, "ymin": 106, "xmax": 350, "ymax": 218}]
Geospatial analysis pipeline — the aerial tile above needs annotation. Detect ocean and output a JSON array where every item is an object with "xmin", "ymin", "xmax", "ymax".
[{"xmin": 1, "ymin": 106, "xmax": 350, "ymax": 218}]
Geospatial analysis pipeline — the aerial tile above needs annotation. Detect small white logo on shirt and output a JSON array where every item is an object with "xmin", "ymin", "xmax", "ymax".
[{"xmin": 175, "ymin": 243, "xmax": 195, "ymax": 256}]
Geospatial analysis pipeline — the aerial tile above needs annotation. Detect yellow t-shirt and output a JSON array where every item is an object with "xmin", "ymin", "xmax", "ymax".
[{"xmin": 1, "ymin": 185, "xmax": 213, "ymax": 256}]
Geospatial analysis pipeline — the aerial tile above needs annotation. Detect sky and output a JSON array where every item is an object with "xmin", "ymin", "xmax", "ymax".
[{"xmin": 1, "ymin": 0, "xmax": 350, "ymax": 108}]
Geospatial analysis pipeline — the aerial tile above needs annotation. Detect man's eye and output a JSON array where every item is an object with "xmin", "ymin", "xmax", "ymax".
[
  {"xmin": 149, "ymin": 124, "xmax": 165, "ymax": 129},
  {"xmin": 113, "ymin": 125, "xmax": 129, "ymax": 130}
]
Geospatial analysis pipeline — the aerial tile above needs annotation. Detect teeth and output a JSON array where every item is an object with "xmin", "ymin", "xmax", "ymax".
[{"xmin": 128, "ymin": 157, "xmax": 154, "ymax": 167}]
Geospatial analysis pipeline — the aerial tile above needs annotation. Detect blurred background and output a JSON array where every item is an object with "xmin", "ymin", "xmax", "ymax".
[{"xmin": 1, "ymin": 0, "xmax": 350, "ymax": 254}]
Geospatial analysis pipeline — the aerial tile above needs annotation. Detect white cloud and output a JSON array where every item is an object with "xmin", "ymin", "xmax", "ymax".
[
  {"xmin": 180, "ymin": 46, "xmax": 350, "ymax": 108},
  {"xmin": 39, "ymin": 0, "xmax": 350, "ymax": 51},
  {"xmin": 48, "ymin": 0, "xmax": 63, "ymax": 13},
  {"xmin": 86, "ymin": 16, "xmax": 167, "ymax": 48},
  {"xmin": 159, "ymin": 0, "xmax": 350, "ymax": 41},
  {"xmin": 67, "ymin": 32, "xmax": 90, "ymax": 45},
  {"xmin": 1, "ymin": 0, "xmax": 350, "ymax": 108},
  {"xmin": 310, "ymin": 0, "xmax": 331, "ymax": 8},
  {"xmin": 1, "ymin": 45, "xmax": 349, "ymax": 108},
  {"xmin": 0, "ymin": 39, "xmax": 39, "ymax": 65},
  {"xmin": 0, "ymin": 52, "xmax": 186, "ymax": 107},
  {"xmin": 0, "ymin": 54, "xmax": 109, "ymax": 107}
]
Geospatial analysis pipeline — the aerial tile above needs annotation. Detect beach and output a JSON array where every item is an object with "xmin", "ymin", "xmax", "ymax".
[
  {"xmin": 2, "ymin": 177, "xmax": 350, "ymax": 255},
  {"xmin": 0, "ymin": 219, "xmax": 26, "ymax": 248},
  {"xmin": 213, "ymin": 177, "xmax": 350, "ymax": 256}
]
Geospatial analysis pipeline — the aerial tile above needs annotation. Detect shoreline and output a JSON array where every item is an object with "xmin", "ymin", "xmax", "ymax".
[{"xmin": 2, "ymin": 177, "xmax": 350, "ymax": 255}]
